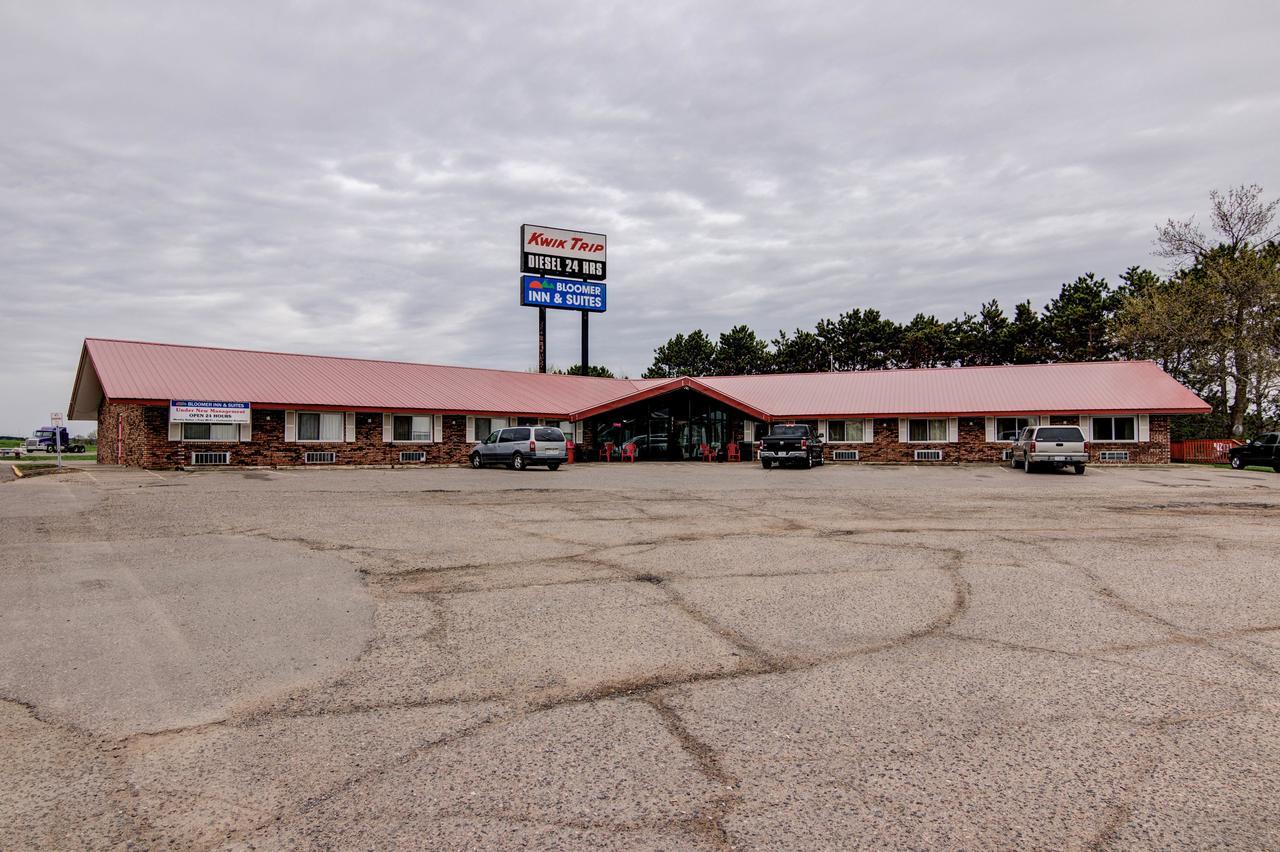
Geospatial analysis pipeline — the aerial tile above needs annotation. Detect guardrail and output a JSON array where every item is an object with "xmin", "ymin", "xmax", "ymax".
[{"xmin": 1170, "ymin": 439, "xmax": 1241, "ymax": 464}]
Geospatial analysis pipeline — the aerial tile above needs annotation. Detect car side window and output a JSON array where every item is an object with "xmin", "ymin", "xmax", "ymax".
[
  {"xmin": 1263, "ymin": 434, "xmax": 1279, "ymax": 445},
  {"xmin": 483, "ymin": 431, "xmax": 500, "ymax": 444},
  {"xmin": 498, "ymin": 429, "xmax": 515, "ymax": 442}
]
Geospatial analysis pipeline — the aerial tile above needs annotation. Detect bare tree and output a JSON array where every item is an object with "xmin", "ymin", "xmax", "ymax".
[
  {"xmin": 1156, "ymin": 184, "xmax": 1280, "ymax": 261},
  {"xmin": 1147, "ymin": 185, "xmax": 1280, "ymax": 434}
]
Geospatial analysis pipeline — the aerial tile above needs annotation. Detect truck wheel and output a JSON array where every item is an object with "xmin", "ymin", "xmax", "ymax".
[
  {"xmin": 762, "ymin": 460, "xmax": 772, "ymax": 470},
  {"xmin": 805, "ymin": 454, "xmax": 813, "ymax": 469},
  {"xmin": 470, "ymin": 453, "xmax": 483, "ymax": 469},
  {"xmin": 547, "ymin": 463, "xmax": 560, "ymax": 471},
  {"xmin": 512, "ymin": 452, "xmax": 526, "ymax": 471},
  {"xmin": 1074, "ymin": 464, "xmax": 1086, "ymax": 475},
  {"xmin": 1011, "ymin": 456, "xmax": 1023, "ymax": 469},
  {"xmin": 1023, "ymin": 457, "xmax": 1033, "ymax": 473},
  {"xmin": 1229, "ymin": 456, "xmax": 1244, "ymax": 470}
]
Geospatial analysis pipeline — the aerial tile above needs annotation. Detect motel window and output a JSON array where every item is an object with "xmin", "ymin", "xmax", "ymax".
[
  {"xmin": 298, "ymin": 412, "xmax": 344, "ymax": 442},
  {"xmin": 908, "ymin": 418, "xmax": 947, "ymax": 442},
  {"xmin": 826, "ymin": 420, "xmax": 864, "ymax": 443},
  {"xmin": 1092, "ymin": 416, "xmax": 1136, "ymax": 442},
  {"xmin": 182, "ymin": 422, "xmax": 239, "ymax": 441},
  {"xmin": 996, "ymin": 417, "xmax": 1032, "ymax": 442},
  {"xmin": 474, "ymin": 418, "xmax": 492, "ymax": 441},
  {"xmin": 393, "ymin": 415, "xmax": 433, "ymax": 442}
]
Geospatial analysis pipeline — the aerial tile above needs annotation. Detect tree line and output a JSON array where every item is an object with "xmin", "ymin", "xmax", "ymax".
[{"xmin": 637, "ymin": 186, "xmax": 1280, "ymax": 440}]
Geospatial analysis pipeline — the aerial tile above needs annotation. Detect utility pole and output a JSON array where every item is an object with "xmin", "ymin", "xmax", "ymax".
[{"xmin": 580, "ymin": 310, "xmax": 589, "ymax": 376}]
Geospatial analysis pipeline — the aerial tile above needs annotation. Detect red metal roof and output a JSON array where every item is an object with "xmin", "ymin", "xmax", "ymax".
[
  {"xmin": 692, "ymin": 361, "xmax": 1211, "ymax": 417},
  {"xmin": 72, "ymin": 338, "xmax": 654, "ymax": 419},
  {"xmin": 70, "ymin": 338, "xmax": 1209, "ymax": 421}
]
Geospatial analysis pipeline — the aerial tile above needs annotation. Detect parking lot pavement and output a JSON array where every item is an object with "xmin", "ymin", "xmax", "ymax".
[{"xmin": 2, "ymin": 463, "xmax": 1279, "ymax": 848}]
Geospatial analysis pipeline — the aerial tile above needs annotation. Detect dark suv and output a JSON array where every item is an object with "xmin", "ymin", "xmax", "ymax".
[{"xmin": 1229, "ymin": 433, "xmax": 1280, "ymax": 471}]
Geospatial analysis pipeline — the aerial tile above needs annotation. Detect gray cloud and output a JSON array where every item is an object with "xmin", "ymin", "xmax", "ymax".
[{"xmin": 2, "ymin": 0, "xmax": 1278, "ymax": 434}]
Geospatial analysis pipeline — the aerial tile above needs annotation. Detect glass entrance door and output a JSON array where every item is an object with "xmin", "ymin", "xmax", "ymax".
[{"xmin": 588, "ymin": 389, "xmax": 746, "ymax": 461}]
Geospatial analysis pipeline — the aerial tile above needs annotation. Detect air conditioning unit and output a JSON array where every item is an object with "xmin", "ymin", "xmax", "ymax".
[
  {"xmin": 399, "ymin": 451, "xmax": 426, "ymax": 462},
  {"xmin": 1001, "ymin": 449, "xmax": 1014, "ymax": 461},
  {"xmin": 832, "ymin": 449, "xmax": 859, "ymax": 461},
  {"xmin": 914, "ymin": 449, "xmax": 943, "ymax": 461},
  {"xmin": 304, "ymin": 451, "xmax": 336, "ymax": 464},
  {"xmin": 190, "ymin": 451, "xmax": 230, "ymax": 466},
  {"xmin": 1099, "ymin": 451, "xmax": 1130, "ymax": 462}
]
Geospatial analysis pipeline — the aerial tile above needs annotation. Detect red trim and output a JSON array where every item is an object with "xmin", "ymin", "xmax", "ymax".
[
  {"xmin": 789, "ymin": 409, "xmax": 1207, "ymax": 419},
  {"xmin": 109, "ymin": 396, "xmax": 1205, "ymax": 421},
  {"xmin": 110, "ymin": 398, "xmax": 577, "ymax": 420}
]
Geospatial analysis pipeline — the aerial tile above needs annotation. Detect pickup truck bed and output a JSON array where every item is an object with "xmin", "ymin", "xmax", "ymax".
[{"xmin": 759, "ymin": 425, "xmax": 824, "ymax": 469}]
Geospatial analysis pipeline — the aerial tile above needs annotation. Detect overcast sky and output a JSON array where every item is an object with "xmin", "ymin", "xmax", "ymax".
[{"xmin": 2, "ymin": 2, "xmax": 1278, "ymax": 435}]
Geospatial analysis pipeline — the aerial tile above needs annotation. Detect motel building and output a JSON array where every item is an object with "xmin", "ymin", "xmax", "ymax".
[{"xmin": 68, "ymin": 338, "xmax": 1210, "ymax": 470}]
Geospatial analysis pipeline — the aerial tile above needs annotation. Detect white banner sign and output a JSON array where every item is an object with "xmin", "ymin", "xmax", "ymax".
[
  {"xmin": 521, "ymin": 224, "xmax": 606, "ymax": 281},
  {"xmin": 169, "ymin": 400, "xmax": 251, "ymax": 423}
]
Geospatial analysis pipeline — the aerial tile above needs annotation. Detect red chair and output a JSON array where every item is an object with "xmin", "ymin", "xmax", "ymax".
[
  {"xmin": 598, "ymin": 441, "xmax": 615, "ymax": 462},
  {"xmin": 699, "ymin": 442, "xmax": 714, "ymax": 462},
  {"xmin": 726, "ymin": 441, "xmax": 740, "ymax": 462},
  {"xmin": 621, "ymin": 442, "xmax": 637, "ymax": 463}
]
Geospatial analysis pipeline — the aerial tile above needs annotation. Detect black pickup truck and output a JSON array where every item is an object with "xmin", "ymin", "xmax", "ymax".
[
  {"xmin": 758, "ymin": 424, "xmax": 824, "ymax": 469},
  {"xmin": 1229, "ymin": 432, "xmax": 1280, "ymax": 471}
]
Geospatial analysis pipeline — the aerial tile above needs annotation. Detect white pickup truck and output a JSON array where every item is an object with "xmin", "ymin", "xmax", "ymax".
[
  {"xmin": 1011, "ymin": 425, "xmax": 1088, "ymax": 474},
  {"xmin": 0, "ymin": 439, "xmax": 46, "ymax": 459}
]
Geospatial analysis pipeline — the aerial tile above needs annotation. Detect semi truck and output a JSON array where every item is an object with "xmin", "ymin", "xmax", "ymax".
[{"xmin": 32, "ymin": 426, "xmax": 85, "ymax": 454}]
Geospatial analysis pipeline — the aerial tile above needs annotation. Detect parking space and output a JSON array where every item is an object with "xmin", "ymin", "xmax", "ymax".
[{"xmin": 2, "ymin": 463, "xmax": 1279, "ymax": 848}]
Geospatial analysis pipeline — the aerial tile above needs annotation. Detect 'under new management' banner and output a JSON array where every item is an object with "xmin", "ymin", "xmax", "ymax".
[{"xmin": 169, "ymin": 400, "xmax": 252, "ymax": 423}]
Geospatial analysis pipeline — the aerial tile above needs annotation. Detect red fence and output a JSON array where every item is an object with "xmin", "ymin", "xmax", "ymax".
[{"xmin": 1170, "ymin": 439, "xmax": 1241, "ymax": 464}]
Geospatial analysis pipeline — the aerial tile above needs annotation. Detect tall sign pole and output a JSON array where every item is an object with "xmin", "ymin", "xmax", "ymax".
[
  {"xmin": 519, "ymin": 224, "xmax": 607, "ymax": 375},
  {"xmin": 538, "ymin": 307, "xmax": 547, "ymax": 373},
  {"xmin": 50, "ymin": 412, "xmax": 64, "ymax": 469}
]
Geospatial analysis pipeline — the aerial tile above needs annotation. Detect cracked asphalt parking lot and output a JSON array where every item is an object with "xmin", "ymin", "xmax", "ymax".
[{"xmin": 2, "ymin": 462, "xmax": 1279, "ymax": 849}]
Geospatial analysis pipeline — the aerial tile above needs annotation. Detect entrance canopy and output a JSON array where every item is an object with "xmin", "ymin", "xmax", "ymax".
[{"xmin": 588, "ymin": 387, "xmax": 761, "ymax": 461}]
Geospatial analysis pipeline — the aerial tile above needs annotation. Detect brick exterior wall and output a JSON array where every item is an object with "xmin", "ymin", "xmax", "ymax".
[
  {"xmin": 98, "ymin": 401, "xmax": 150, "ymax": 466},
  {"xmin": 816, "ymin": 415, "xmax": 1171, "ymax": 465},
  {"xmin": 96, "ymin": 403, "xmax": 1173, "ymax": 469},
  {"xmin": 99, "ymin": 405, "xmax": 473, "ymax": 469}
]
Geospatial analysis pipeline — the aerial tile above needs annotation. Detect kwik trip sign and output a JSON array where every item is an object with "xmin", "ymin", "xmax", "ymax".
[
  {"xmin": 169, "ymin": 400, "xmax": 251, "ymax": 423},
  {"xmin": 521, "ymin": 224, "xmax": 606, "ymax": 282}
]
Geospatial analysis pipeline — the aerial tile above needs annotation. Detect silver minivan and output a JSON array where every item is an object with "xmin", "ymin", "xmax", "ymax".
[{"xmin": 470, "ymin": 426, "xmax": 566, "ymax": 471}]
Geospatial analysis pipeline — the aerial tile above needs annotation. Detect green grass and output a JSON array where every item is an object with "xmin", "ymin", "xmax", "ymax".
[
  {"xmin": 5, "ymin": 451, "xmax": 97, "ymax": 462},
  {"xmin": 0, "ymin": 439, "xmax": 21, "ymax": 448},
  {"xmin": 1207, "ymin": 463, "xmax": 1277, "ymax": 473}
]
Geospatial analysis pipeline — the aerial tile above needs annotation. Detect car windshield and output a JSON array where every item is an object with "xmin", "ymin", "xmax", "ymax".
[
  {"xmin": 1036, "ymin": 427, "xmax": 1084, "ymax": 442},
  {"xmin": 534, "ymin": 428, "xmax": 564, "ymax": 442},
  {"xmin": 770, "ymin": 426, "xmax": 808, "ymax": 437}
]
